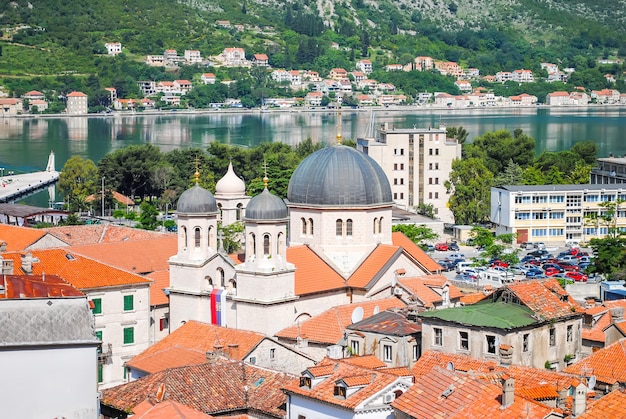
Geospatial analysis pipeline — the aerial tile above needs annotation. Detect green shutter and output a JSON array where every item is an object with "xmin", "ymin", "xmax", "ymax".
[
  {"xmin": 92, "ymin": 298, "xmax": 102, "ymax": 314},
  {"xmin": 95, "ymin": 331, "xmax": 102, "ymax": 341},
  {"xmin": 123, "ymin": 327, "xmax": 134, "ymax": 344},
  {"xmin": 123, "ymin": 295, "xmax": 134, "ymax": 311},
  {"xmin": 98, "ymin": 364, "xmax": 103, "ymax": 383}
]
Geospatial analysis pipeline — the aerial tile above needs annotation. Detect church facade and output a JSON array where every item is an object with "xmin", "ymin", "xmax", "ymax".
[{"xmin": 168, "ymin": 146, "xmax": 442, "ymax": 336}]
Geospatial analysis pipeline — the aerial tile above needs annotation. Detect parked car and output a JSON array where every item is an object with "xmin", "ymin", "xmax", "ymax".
[
  {"xmin": 434, "ymin": 242, "xmax": 449, "ymax": 251},
  {"xmin": 456, "ymin": 261, "xmax": 473, "ymax": 274},
  {"xmin": 559, "ymin": 255, "xmax": 579, "ymax": 264},
  {"xmin": 535, "ymin": 242, "xmax": 546, "ymax": 250},
  {"xmin": 490, "ymin": 259, "xmax": 509, "ymax": 268},
  {"xmin": 447, "ymin": 242, "xmax": 460, "ymax": 251},
  {"xmin": 438, "ymin": 259, "xmax": 455, "ymax": 271},
  {"xmin": 542, "ymin": 263, "xmax": 564, "ymax": 272},
  {"xmin": 526, "ymin": 268, "xmax": 545, "ymax": 278},
  {"xmin": 423, "ymin": 244, "xmax": 435, "ymax": 252},
  {"xmin": 449, "ymin": 253, "xmax": 466, "ymax": 261},
  {"xmin": 544, "ymin": 267, "xmax": 561, "ymax": 276},
  {"xmin": 565, "ymin": 271, "xmax": 588, "ymax": 282},
  {"xmin": 511, "ymin": 264, "xmax": 531, "ymax": 275},
  {"xmin": 520, "ymin": 242, "xmax": 535, "ymax": 249},
  {"xmin": 557, "ymin": 261, "xmax": 579, "ymax": 272}
]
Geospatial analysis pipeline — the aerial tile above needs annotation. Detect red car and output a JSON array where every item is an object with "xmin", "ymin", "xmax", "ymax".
[
  {"xmin": 566, "ymin": 271, "xmax": 588, "ymax": 282},
  {"xmin": 544, "ymin": 267, "xmax": 561, "ymax": 276},
  {"xmin": 434, "ymin": 243, "xmax": 448, "ymax": 251},
  {"xmin": 491, "ymin": 260, "xmax": 509, "ymax": 268},
  {"xmin": 557, "ymin": 261, "xmax": 579, "ymax": 272}
]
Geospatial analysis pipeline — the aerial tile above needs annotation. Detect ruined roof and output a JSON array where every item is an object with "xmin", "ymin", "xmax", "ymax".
[{"xmin": 347, "ymin": 310, "xmax": 420, "ymax": 336}]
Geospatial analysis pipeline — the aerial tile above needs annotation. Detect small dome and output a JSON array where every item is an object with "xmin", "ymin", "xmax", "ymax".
[
  {"xmin": 215, "ymin": 162, "xmax": 246, "ymax": 196},
  {"xmin": 177, "ymin": 184, "xmax": 218, "ymax": 214},
  {"xmin": 288, "ymin": 145, "xmax": 392, "ymax": 206},
  {"xmin": 245, "ymin": 188, "xmax": 288, "ymax": 220}
]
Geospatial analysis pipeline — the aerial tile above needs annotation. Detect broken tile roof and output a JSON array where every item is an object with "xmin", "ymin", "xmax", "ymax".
[
  {"xmin": 347, "ymin": 309, "xmax": 420, "ymax": 335},
  {"xmin": 582, "ymin": 300, "xmax": 626, "ymax": 343},
  {"xmin": 284, "ymin": 357, "xmax": 404, "ymax": 410},
  {"xmin": 275, "ymin": 297, "xmax": 405, "ymax": 344},
  {"xmin": 398, "ymin": 275, "xmax": 463, "ymax": 307},
  {"xmin": 506, "ymin": 279, "xmax": 583, "ymax": 320},
  {"xmin": 1, "ymin": 248, "xmax": 151, "ymax": 290},
  {"xmin": 0, "ymin": 224, "xmax": 62, "ymax": 251},
  {"xmin": 0, "ymin": 274, "xmax": 84, "ymax": 299},
  {"xmin": 577, "ymin": 388, "xmax": 626, "ymax": 419},
  {"xmin": 45, "ymin": 224, "xmax": 166, "ymax": 246},
  {"xmin": 392, "ymin": 367, "xmax": 560, "ymax": 419},
  {"xmin": 102, "ymin": 359, "xmax": 293, "ymax": 418},
  {"xmin": 132, "ymin": 399, "xmax": 215, "ymax": 418},
  {"xmin": 565, "ymin": 339, "xmax": 626, "ymax": 385},
  {"xmin": 127, "ymin": 321, "xmax": 265, "ymax": 374},
  {"xmin": 68, "ymin": 236, "xmax": 177, "ymax": 274}
]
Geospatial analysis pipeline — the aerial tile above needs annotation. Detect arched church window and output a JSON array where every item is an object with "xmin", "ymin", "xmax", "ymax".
[
  {"xmin": 309, "ymin": 218, "xmax": 314, "ymax": 235},
  {"xmin": 301, "ymin": 218, "xmax": 307, "ymax": 235},
  {"xmin": 208, "ymin": 225, "xmax": 214, "ymax": 247},
  {"xmin": 217, "ymin": 268, "xmax": 225, "ymax": 288},
  {"xmin": 373, "ymin": 218, "xmax": 378, "ymax": 234},
  {"xmin": 218, "ymin": 203, "xmax": 223, "ymax": 220},
  {"xmin": 250, "ymin": 233, "xmax": 256, "ymax": 255},
  {"xmin": 263, "ymin": 234, "xmax": 270, "ymax": 256},
  {"xmin": 378, "ymin": 217, "xmax": 384, "ymax": 234},
  {"xmin": 206, "ymin": 276, "xmax": 213, "ymax": 288},
  {"xmin": 181, "ymin": 226, "xmax": 187, "ymax": 248},
  {"xmin": 336, "ymin": 219, "xmax": 343, "ymax": 236},
  {"xmin": 236, "ymin": 203, "xmax": 243, "ymax": 220},
  {"xmin": 194, "ymin": 227, "xmax": 201, "ymax": 248},
  {"xmin": 346, "ymin": 219, "xmax": 353, "ymax": 236},
  {"xmin": 228, "ymin": 278, "xmax": 237, "ymax": 291}
]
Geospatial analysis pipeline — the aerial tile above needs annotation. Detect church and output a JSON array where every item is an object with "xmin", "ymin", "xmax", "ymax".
[{"xmin": 168, "ymin": 144, "xmax": 442, "ymax": 336}]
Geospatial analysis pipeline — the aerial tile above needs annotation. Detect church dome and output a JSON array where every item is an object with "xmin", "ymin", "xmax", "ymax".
[
  {"xmin": 287, "ymin": 145, "xmax": 392, "ymax": 206},
  {"xmin": 215, "ymin": 162, "xmax": 246, "ymax": 196},
  {"xmin": 245, "ymin": 188, "xmax": 288, "ymax": 220},
  {"xmin": 177, "ymin": 184, "xmax": 218, "ymax": 214}
]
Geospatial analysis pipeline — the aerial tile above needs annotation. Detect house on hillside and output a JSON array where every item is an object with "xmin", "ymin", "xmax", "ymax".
[{"xmin": 66, "ymin": 91, "xmax": 88, "ymax": 114}]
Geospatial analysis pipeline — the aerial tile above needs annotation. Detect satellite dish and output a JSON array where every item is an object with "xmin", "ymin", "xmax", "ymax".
[
  {"xmin": 373, "ymin": 305, "xmax": 380, "ymax": 315},
  {"xmin": 351, "ymin": 307, "xmax": 364, "ymax": 324},
  {"xmin": 391, "ymin": 276, "xmax": 397, "ymax": 287},
  {"xmin": 587, "ymin": 375, "xmax": 596, "ymax": 390},
  {"xmin": 447, "ymin": 362, "xmax": 455, "ymax": 371}
]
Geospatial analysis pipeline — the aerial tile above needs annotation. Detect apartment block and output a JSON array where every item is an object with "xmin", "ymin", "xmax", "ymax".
[
  {"xmin": 358, "ymin": 124, "xmax": 461, "ymax": 223},
  {"xmin": 491, "ymin": 184, "xmax": 626, "ymax": 245}
]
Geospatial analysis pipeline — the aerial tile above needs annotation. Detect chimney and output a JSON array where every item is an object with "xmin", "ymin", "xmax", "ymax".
[
  {"xmin": 1, "ymin": 256, "xmax": 13, "ymax": 275},
  {"xmin": 610, "ymin": 307, "xmax": 624, "ymax": 323},
  {"xmin": 572, "ymin": 383, "xmax": 587, "ymax": 417},
  {"xmin": 214, "ymin": 343, "xmax": 224, "ymax": 356},
  {"xmin": 205, "ymin": 351, "xmax": 218, "ymax": 364},
  {"xmin": 227, "ymin": 344, "xmax": 239, "ymax": 360},
  {"xmin": 501, "ymin": 375, "xmax": 515, "ymax": 408},
  {"xmin": 499, "ymin": 344, "xmax": 513, "ymax": 366},
  {"xmin": 21, "ymin": 253, "xmax": 34, "ymax": 274},
  {"xmin": 0, "ymin": 240, "xmax": 7, "ymax": 252}
]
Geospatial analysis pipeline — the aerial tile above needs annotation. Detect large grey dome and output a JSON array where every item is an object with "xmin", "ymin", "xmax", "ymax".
[
  {"xmin": 245, "ymin": 188, "xmax": 288, "ymax": 220},
  {"xmin": 177, "ymin": 184, "xmax": 218, "ymax": 214},
  {"xmin": 287, "ymin": 145, "xmax": 392, "ymax": 206}
]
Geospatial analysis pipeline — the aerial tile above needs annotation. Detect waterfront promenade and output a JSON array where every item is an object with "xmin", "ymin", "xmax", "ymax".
[{"xmin": 0, "ymin": 151, "xmax": 59, "ymax": 203}]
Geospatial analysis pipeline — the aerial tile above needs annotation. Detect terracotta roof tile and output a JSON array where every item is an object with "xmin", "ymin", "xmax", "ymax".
[
  {"xmin": 132, "ymin": 399, "xmax": 215, "ymax": 418},
  {"xmin": 0, "ymin": 224, "xmax": 51, "ymax": 251},
  {"xmin": 399, "ymin": 275, "xmax": 463, "ymax": 306},
  {"xmin": 102, "ymin": 359, "xmax": 292, "ymax": 417},
  {"xmin": 378, "ymin": 366, "xmax": 413, "ymax": 377},
  {"xmin": 287, "ymin": 245, "xmax": 346, "ymax": 295},
  {"xmin": 145, "ymin": 270, "xmax": 170, "ymax": 306},
  {"xmin": 68, "ymin": 236, "xmax": 177, "ymax": 274},
  {"xmin": 45, "ymin": 224, "xmax": 166, "ymax": 246},
  {"xmin": 583, "ymin": 311, "xmax": 611, "ymax": 343},
  {"xmin": 284, "ymin": 357, "xmax": 403, "ymax": 410},
  {"xmin": 306, "ymin": 364, "xmax": 336, "ymax": 377},
  {"xmin": 585, "ymin": 305, "xmax": 609, "ymax": 315},
  {"xmin": 347, "ymin": 310, "xmax": 420, "ymax": 335},
  {"xmin": 392, "ymin": 232, "xmax": 442, "ymax": 272},
  {"xmin": 505, "ymin": 279, "xmax": 583, "ymax": 320},
  {"xmin": 275, "ymin": 297, "xmax": 405, "ymax": 344},
  {"xmin": 0, "ymin": 274, "xmax": 84, "ymax": 299},
  {"xmin": 1, "ymin": 248, "xmax": 151, "ymax": 289},
  {"xmin": 341, "ymin": 355, "xmax": 387, "ymax": 369},
  {"xmin": 460, "ymin": 292, "xmax": 489, "ymax": 305},
  {"xmin": 392, "ymin": 367, "xmax": 559, "ymax": 419},
  {"xmin": 347, "ymin": 245, "xmax": 402, "ymax": 288},
  {"xmin": 127, "ymin": 321, "xmax": 265, "ymax": 374},
  {"xmin": 577, "ymin": 388, "xmax": 626, "ymax": 419},
  {"xmin": 565, "ymin": 339, "xmax": 626, "ymax": 385},
  {"xmin": 515, "ymin": 384, "xmax": 558, "ymax": 400}
]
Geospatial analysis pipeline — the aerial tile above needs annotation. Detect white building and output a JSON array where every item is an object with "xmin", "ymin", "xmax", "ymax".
[
  {"xmin": 356, "ymin": 59, "xmax": 373, "ymax": 74},
  {"xmin": 357, "ymin": 123, "xmax": 462, "ymax": 223},
  {"xmin": 105, "ymin": 42, "xmax": 122, "ymax": 55},
  {"xmin": 66, "ymin": 91, "xmax": 88, "ymax": 114},
  {"xmin": 491, "ymin": 184, "xmax": 626, "ymax": 245},
  {"xmin": 184, "ymin": 49, "xmax": 202, "ymax": 64}
]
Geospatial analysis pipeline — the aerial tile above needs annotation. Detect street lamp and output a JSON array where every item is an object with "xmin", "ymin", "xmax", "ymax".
[{"xmin": 101, "ymin": 176, "xmax": 105, "ymax": 218}]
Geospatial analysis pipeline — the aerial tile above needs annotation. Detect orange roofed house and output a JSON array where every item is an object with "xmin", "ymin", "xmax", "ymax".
[{"xmin": 419, "ymin": 279, "xmax": 583, "ymax": 371}]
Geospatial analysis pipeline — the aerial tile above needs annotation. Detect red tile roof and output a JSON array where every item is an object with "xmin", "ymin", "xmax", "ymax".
[
  {"xmin": 287, "ymin": 245, "xmax": 345, "ymax": 295},
  {"xmin": 0, "ymin": 274, "xmax": 84, "ymax": 299},
  {"xmin": 1, "ymin": 248, "xmax": 151, "ymax": 290},
  {"xmin": 577, "ymin": 388, "xmax": 626, "ymax": 418},
  {"xmin": 284, "ymin": 357, "xmax": 403, "ymax": 410},
  {"xmin": 565, "ymin": 339, "xmax": 626, "ymax": 385},
  {"xmin": 275, "ymin": 297, "xmax": 405, "ymax": 344},
  {"xmin": 341, "ymin": 355, "xmax": 387, "ymax": 369},
  {"xmin": 391, "ymin": 232, "xmax": 442, "ymax": 272},
  {"xmin": 0, "ymin": 224, "xmax": 53, "ymax": 251},
  {"xmin": 66, "ymin": 91, "xmax": 87, "ymax": 97},
  {"xmin": 506, "ymin": 279, "xmax": 583, "ymax": 320},
  {"xmin": 145, "ymin": 270, "xmax": 170, "ymax": 306},
  {"xmin": 45, "ymin": 224, "xmax": 166, "ymax": 246},
  {"xmin": 132, "ymin": 399, "xmax": 215, "ymax": 418},
  {"xmin": 392, "ymin": 367, "xmax": 559, "ymax": 419},
  {"xmin": 460, "ymin": 291, "xmax": 489, "ymax": 305},
  {"xmin": 398, "ymin": 275, "xmax": 463, "ymax": 307},
  {"xmin": 127, "ymin": 321, "xmax": 265, "ymax": 374},
  {"xmin": 102, "ymin": 359, "xmax": 293, "ymax": 418},
  {"xmin": 347, "ymin": 245, "xmax": 401, "ymax": 288}
]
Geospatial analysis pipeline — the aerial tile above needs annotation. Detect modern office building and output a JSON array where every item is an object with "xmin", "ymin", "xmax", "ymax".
[
  {"xmin": 491, "ymin": 184, "xmax": 626, "ymax": 245},
  {"xmin": 357, "ymin": 123, "xmax": 461, "ymax": 223}
]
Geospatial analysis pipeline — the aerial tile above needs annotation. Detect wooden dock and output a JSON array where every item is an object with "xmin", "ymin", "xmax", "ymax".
[{"xmin": 0, "ymin": 151, "xmax": 60, "ymax": 203}]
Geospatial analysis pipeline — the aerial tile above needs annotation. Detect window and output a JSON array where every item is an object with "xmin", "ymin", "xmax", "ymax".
[
  {"xmin": 98, "ymin": 364, "xmax": 103, "ymax": 384},
  {"xmin": 95, "ymin": 330, "xmax": 103, "ymax": 341},
  {"xmin": 298, "ymin": 415, "xmax": 307, "ymax": 419},
  {"xmin": 194, "ymin": 227, "xmax": 201, "ymax": 248},
  {"xmin": 301, "ymin": 218, "xmax": 307, "ymax": 235},
  {"xmin": 159, "ymin": 317, "xmax": 169, "ymax": 331},
  {"xmin": 346, "ymin": 219, "xmax": 353, "ymax": 236},
  {"xmin": 334, "ymin": 385, "xmax": 347, "ymax": 398},
  {"xmin": 523, "ymin": 334, "xmax": 529, "ymax": 352},
  {"xmin": 336, "ymin": 219, "xmax": 343, "ymax": 236},
  {"xmin": 429, "ymin": 148, "xmax": 433, "ymax": 155},
  {"xmin": 429, "ymin": 178, "xmax": 432, "ymax": 184},
  {"xmin": 393, "ymin": 193, "xmax": 397, "ymax": 199},
  {"xmin": 350, "ymin": 340, "xmax": 360, "ymax": 355},
  {"xmin": 263, "ymin": 234, "xmax": 270, "ymax": 255},
  {"xmin": 515, "ymin": 212, "xmax": 530, "ymax": 220},
  {"xmin": 299, "ymin": 377, "xmax": 311, "ymax": 388},
  {"xmin": 567, "ymin": 325, "xmax": 573, "ymax": 342},
  {"xmin": 550, "ymin": 195, "xmax": 564, "ymax": 203},
  {"xmin": 123, "ymin": 327, "xmax": 134, "ymax": 345},
  {"xmin": 308, "ymin": 218, "xmax": 314, "ymax": 235},
  {"xmin": 378, "ymin": 217, "xmax": 383, "ymax": 234},
  {"xmin": 236, "ymin": 203, "xmax": 243, "ymax": 220},
  {"xmin": 549, "ymin": 228, "xmax": 564, "ymax": 236},
  {"xmin": 459, "ymin": 331, "xmax": 469, "ymax": 350},
  {"xmin": 435, "ymin": 192, "xmax": 439, "ymax": 199},
  {"xmin": 435, "ymin": 163, "xmax": 439, "ymax": 170},
  {"xmin": 394, "ymin": 178, "xmax": 398, "ymax": 185},
  {"xmin": 400, "ymin": 178, "xmax": 404, "ymax": 185},
  {"xmin": 549, "ymin": 328, "xmax": 556, "ymax": 347},
  {"xmin": 412, "ymin": 344, "xmax": 420, "ymax": 361},
  {"xmin": 486, "ymin": 335, "xmax": 496, "ymax": 354},
  {"xmin": 394, "ymin": 163, "xmax": 398, "ymax": 170},
  {"xmin": 435, "ymin": 148, "xmax": 439, "ymax": 156},
  {"xmin": 550, "ymin": 212, "xmax": 564, "ymax": 219},
  {"xmin": 123, "ymin": 295, "xmax": 134, "ymax": 311},
  {"xmin": 181, "ymin": 226, "xmax": 187, "ymax": 248},
  {"xmin": 435, "ymin": 177, "xmax": 439, "ymax": 185},
  {"xmin": 434, "ymin": 328, "xmax": 443, "ymax": 346},
  {"xmin": 270, "ymin": 348, "xmax": 276, "ymax": 359},
  {"xmin": 429, "ymin": 163, "xmax": 432, "ymax": 170},
  {"xmin": 429, "ymin": 192, "xmax": 433, "ymax": 199},
  {"xmin": 383, "ymin": 344, "xmax": 393, "ymax": 362},
  {"xmin": 218, "ymin": 268, "xmax": 225, "ymax": 287},
  {"xmin": 92, "ymin": 298, "xmax": 102, "ymax": 315}
]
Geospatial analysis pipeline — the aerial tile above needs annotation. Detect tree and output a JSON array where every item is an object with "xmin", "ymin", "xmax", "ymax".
[
  {"xmin": 446, "ymin": 126, "xmax": 469, "ymax": 144},
  {"xmin": 416, "ymin": 203, "xmax": 436, "ymax": 218},
  {"xmin": 58, "ymin": 155, "xmax": 98, "ymax": 212},
  {"xmin": 494, "ymin": 160, "xmax": 525, "ymax": 187},
  {"xmin": 465, "ymin": 129, "xmax": 535, "ymax": 175},
  {"xmin": 588, "ymin": 236, "xmax": 626, "ymax": 278},
  {"xmin": 219, "ymin": 221, "xmax": 245, "ymax": 253},
  {"xmin": 392, "ymin": 224, "xmax": 438, "ymax": 246},
  {"xmin": 138, "ymin": 201, "xmax": 159, "ymax": 230},
  {"xmin": 445, "ymin": 158, "xmax": 494, "ymax": 225}
]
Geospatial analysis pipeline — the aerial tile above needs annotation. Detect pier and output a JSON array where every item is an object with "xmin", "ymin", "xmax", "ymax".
[{"xmin": 0, "ymin": 151, "xmax": 60, "ymax": 203}]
